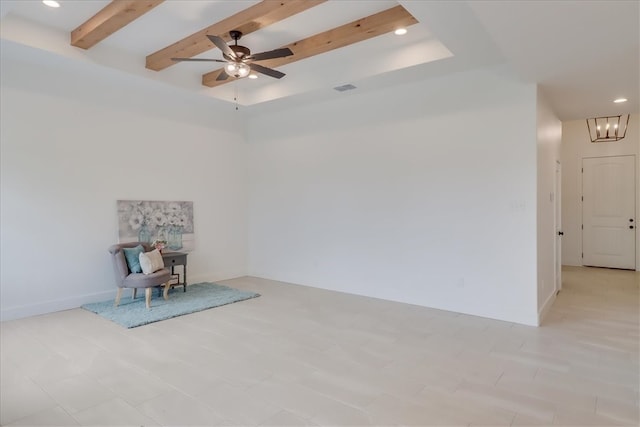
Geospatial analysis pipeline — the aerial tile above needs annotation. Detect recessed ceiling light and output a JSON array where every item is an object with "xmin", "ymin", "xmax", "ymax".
[
  {"xmin": 613, "ymin": 98, "xmax": 628, "ymax": 103},
  {"xmin": 42, "ymin": 0, "xmax": 60, "ymax": 7},
  {"xmin": 394, "ymin": 28, "xmax": 407, "ymax": 36},
  {"xmin": 248, "ymin": 74, "xmax": 258, "ymax": 80}
]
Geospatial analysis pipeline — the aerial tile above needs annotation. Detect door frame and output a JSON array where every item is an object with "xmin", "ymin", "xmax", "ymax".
[{"xmin": 555, "ymin": 160, "xmax": 562, "ymax": 292}]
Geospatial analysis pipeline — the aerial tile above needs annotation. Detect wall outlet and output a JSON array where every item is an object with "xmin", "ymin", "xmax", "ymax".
[{"xmin": 509, "ymin": 200, "xmax": 527, "ymax": 212}]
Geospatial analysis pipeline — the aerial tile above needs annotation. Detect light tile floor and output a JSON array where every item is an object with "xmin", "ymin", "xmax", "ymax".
[{"xmin": 1, "ymin": 266, "xmax": 638, "ymax": 426}]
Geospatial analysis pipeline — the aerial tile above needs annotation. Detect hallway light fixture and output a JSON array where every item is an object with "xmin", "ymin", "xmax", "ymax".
[{"xmin": 586, "ymin": 114, "xmax": 630, "ymax": 142}]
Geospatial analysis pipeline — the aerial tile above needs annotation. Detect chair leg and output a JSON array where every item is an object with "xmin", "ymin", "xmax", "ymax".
[
  {"xmin": 115, "ymin": 288, "xmax": 122, "ymax": 307},
  {"xmin": 163, "ymin": 282, "xmax": 170, "ymax": 300},
  {"xmin": 145, "ymin": 288, "xmax": 151, "ymax": 309},
  {"xmin": 132, "ymin": 288, "xmax": 137, "ymax": 299}
]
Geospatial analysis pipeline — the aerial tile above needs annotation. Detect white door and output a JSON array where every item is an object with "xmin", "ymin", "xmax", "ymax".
[
  {"xmin": 582, "ymin": 155, "xmax": 636, "ymax": 269},
  {"xmin": 555, "ymin": 161, "xmax": 562, "ymax": 291}
]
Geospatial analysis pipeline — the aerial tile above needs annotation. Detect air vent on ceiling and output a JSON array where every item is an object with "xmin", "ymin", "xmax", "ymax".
[{"xmin": 334, "ymin": 84, "xmax": 357, "ymax": 92}]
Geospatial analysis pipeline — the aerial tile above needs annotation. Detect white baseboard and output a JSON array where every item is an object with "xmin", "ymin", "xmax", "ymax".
[
  {"xmin": 538, "ymin": 289, "xmax": 557, "ymax": 325},
  {"xmin": 189, "ymin": 272, "xmax": 247, "ymax": 284},
  {"xmin": 1, "ymin": 289, "xmax": 116, "ymax": 322},
  {"xmin": 1, "ymin": 272, "xmax": 248, "ymax": 322}
]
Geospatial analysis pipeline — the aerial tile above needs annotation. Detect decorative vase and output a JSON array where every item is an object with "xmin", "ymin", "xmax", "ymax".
[
  {"xmin": 138, "ymin": 224, "xmax": 152, "ymax": 243},
  {"xmin": 157, "ymin": 226, "xmax": 168, "ymax": 243},
  {"xmin": 168, "ymin": 226, "xmax": 183, "ymax": 250}
]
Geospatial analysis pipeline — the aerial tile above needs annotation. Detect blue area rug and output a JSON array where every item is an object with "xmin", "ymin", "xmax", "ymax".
[{"xmin": 82, "ymin": 282, "xmax": 259, "ymax": 328}]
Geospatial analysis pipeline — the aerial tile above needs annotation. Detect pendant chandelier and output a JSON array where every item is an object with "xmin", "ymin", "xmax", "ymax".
[{"xmin": 586, "ymin": 114, "xmax": 630, "ymax": 142}]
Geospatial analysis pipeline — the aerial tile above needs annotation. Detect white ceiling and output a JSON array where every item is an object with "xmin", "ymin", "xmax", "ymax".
[{"xmin": 1, "ymin": 0, "xmax": 638, "ymax": 120}]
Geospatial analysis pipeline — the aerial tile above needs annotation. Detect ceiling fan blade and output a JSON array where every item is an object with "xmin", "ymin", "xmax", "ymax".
[
  {"xmin": 216, "ymin": 70, "xmax": 230, "ymax": 81},
  {"xmin": 250, "ymin": 63, "xmax": 285, "ymax": 79},
  {"xmin": 206, "ymin": 34, "xmax": 236, "ymax": 60},
  {"xmin": 171, "ymin": 58, "xmax": 226, "ymax": 63},
  {"xmin": 248, "ymin": 47, "xmax": 294, "ymax": 62}
]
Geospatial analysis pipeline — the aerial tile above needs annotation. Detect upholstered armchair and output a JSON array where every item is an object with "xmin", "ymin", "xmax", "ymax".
[{"xmin": 108, "ymin": 242, "xmax": 171, "ymax": 309}]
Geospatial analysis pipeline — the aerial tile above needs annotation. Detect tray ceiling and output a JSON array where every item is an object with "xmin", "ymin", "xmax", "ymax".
[{"xmin": 1, "ymin": 1, "xmax": 637, "ymax": 119}]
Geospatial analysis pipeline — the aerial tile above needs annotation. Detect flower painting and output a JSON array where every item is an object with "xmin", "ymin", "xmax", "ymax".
[{"xmin": 117, "ymin": 200, "xmax": 194, "ymax": 251}]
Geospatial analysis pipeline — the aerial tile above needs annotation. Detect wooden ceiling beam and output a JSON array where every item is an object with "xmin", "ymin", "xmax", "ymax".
[
  {"xmin": 146, "ymin": 0, "xmax": 327, "ymax": 72},
  {"xmin": 71, "ymin": 0, "xmax": 164, "ymax": 49},
  {"xmin": 202, "ymin": 5, "xmax": 418, "ymax": 88}
]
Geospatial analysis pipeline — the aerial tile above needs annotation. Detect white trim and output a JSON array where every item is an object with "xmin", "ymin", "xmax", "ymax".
[
  {"xmin": 538, "ymin": 289, "xmax": 557, "ymax": 325},
  {"xmin": 0, "ymin": 272, "xmax": 248, "ymax": 322},
  {"xmin": 1, "ymin": 289, "xmax": 116, "ymax": 322},
  {"xmin": 188, "ymin": 272, "xmax": 247, "ymax": 285}
]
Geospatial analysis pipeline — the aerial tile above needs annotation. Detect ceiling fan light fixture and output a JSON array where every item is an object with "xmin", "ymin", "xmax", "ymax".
[
  {"xmin": 42, "ymin": 0, "xmax": 60, "ymax": 7},
  {"xmin": 225, "ymin": 62, "xmax": 250, "ymax": 78}
]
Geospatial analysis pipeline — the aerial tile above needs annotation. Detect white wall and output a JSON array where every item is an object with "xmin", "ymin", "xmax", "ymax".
[
  {"xmin": 561, "ymin": 114, "xmax": 640, "ymax": 269},
  {"xmin": 246, "ymin": 66, "xmax": 540, "ymax": 326},
  {"xmin": 0, "ymin": 56, "xmax": 553, "ymax": 327},
  {"xmin": 0, "ymin": 60, "xmax": 249, "ymax": 320},
  {"xmin": 536, "ymin": 89, "xmax": 562, "ymax": 322}
]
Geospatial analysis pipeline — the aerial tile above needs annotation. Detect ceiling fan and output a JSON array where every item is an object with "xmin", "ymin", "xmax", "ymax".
[{"xmin": 172, "ymin": 30, "xmax": 293, "ymax": 81}]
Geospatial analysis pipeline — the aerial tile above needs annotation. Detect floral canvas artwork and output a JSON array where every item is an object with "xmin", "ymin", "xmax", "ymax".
[{"xmin": 117, "ymin": 200, "xmax": 194, "ymax": 251}]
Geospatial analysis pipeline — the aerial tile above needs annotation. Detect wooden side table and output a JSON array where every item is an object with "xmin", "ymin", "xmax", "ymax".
[{"xmin": 161, "ymin": 251, "xmax": 188, "ymax": 292}]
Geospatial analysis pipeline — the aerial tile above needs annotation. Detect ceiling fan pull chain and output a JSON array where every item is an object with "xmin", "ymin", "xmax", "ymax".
[{"xmin": 234, "ymin": 82, "xmax": 239, "ymax": 111}]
